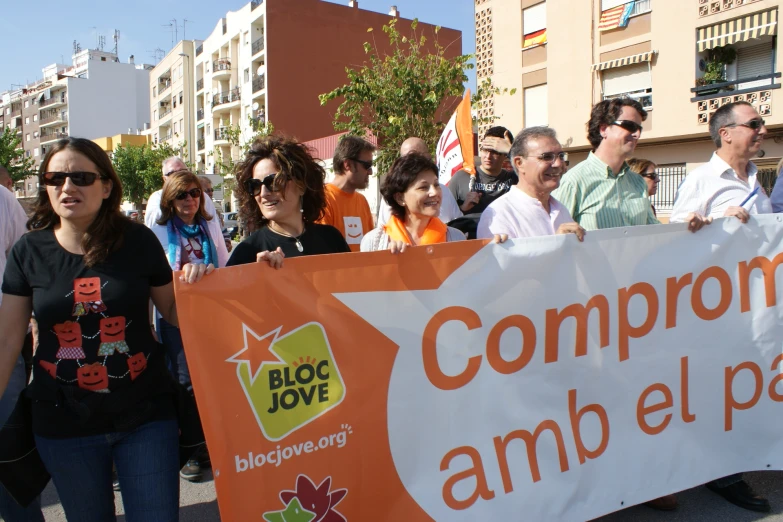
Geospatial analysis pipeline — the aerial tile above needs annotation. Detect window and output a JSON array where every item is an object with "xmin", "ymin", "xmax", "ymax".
[
  {"xmin": 173, "ymin": 98, "xmax": 177, "ymax": 109},
  {"xmin": 33, "ymin": 115, "xmax": 37, "ymax": 122},
  {"xmin": 27, "ymin": 182, "xmax": 32, "ymax": 191},
  {"xmin": 26, "ymin": 133, "xmax": 30, "ymax": 142},
  {"xmin": 24, "ymin": 100, "xmax": 29, "ymax": 108},
  {"xmin": 735, "ymin": 42, "xmax": 775, "ymax": 90},
  {"xmin": 522, "ymin": 2, "xmax": 547, "ymax": 48},
  {"xmin": 25, "ymin": 117, "xmax": 29, "ymax": 124},
  {"xmin": 34, "ymin": 148, "xmax": 39, "ymax": 157},
  {"xmin": 649, "ymin": 164, "xmax": 686, "ymax": 213},
  {"xmin": 524, "ymin": 84, "xmax": 548, "ymax": 127},
  {"xmin": 153, "ymin": 87, "xmax": 157, "ymax": 98},
  {"xmin": 153, "ymin": 110, "xmax": 157, "ymax": 120},
  {"xmin": 174, "ymin": 121, "xmax": 178, "ymax": 133},
  {"xmin": 178, "ymin": 64, "xmax": 183, "ymax": 78},
  {"xmin": 244, "ymin": 68, "xmax": 250, "ymax": 83},
  {"xmin": 629, "ymin": 0, "xmax": 651, "ymax": 17},
  {"xmin": 33, "ymin": 131, "xmax": 38, "ymax": 138},
  {"xmin": 179, "ymin": 92, "xmax": 183, "ymax": 104},
  {"xmin": 602, "ymin": 62, "xmax": 653, "ymax": 109},
  {"xmin": 180, "ymin": 118, "xmax": 184, "ymax": 130}
]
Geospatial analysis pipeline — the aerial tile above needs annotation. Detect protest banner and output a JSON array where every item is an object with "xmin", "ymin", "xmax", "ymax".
[{"xmin": 175, "ymin": 216, "xmax": 783, "ymax": 521}]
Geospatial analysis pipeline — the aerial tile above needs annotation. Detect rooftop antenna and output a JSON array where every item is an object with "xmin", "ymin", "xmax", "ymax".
[
  {"xmin": 147, "ymin": 48, "xmax": 166, "ymax": 63},
  {"xmin": 73, "ymin": 40, "xmax": 82, "ymax": 55},
  {"xmin": 171, "ymin": 18, "xmax": 178, "ymax": 46},
  {"xmin": 182, "ymin": 19, "xmax": 191, "ymax": 41},
  {"xmin": 113, "ymin": 30, "xmax": 120, "ymax": 55},
  {"xmin": 98, "ymin": 35, "xmax": 106, "ymax": 51},
  {"xmin": 162, "ymin": 21, "xmax": 175, "ymax": 48}
]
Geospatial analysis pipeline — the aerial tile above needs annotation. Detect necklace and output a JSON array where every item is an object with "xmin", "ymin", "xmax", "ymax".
[{"xmin": 268, "ymin": 222, "xmax": 306, "ymax": 252}]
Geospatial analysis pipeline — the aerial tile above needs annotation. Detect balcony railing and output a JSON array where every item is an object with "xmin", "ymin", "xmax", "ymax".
[
  {"xmin": 8, "ymin": 109, "xmax": 21, "ymax": 118},
  {"xmin": 40, "ymin": 95, "xmax": 67, "ymax": 108},
  {"xmin": 198, "ymin": 138, "xmax": 205, "ymax": 150},
  {"xmin": 214, "ymin": 127, "xmax": 231, "ymax": 141},
  {"xmin": 195, "ymin": 44, "xmax": 203, "ymax": 56},
  {"xmin": 40, "ymin": 113, "xmax": 67, "ymax": 125},
  {"xmin": 159, "ymin": 108, "xmax": 172, "ymax": 119},
  {"xmin": 212, "ymin": 87, "xmax": 241, "ymax": 107},
  {"xmin": 649, "ymin": 164, "xmax": 686, "ymax": 214},
  {"xmin": 251, "ymin": 0, "xmax": 262, "ymax": 10},
  {"xmin": 690, "ymin": 72, "xmax": 781, "ymax": 101},
  {"xmin": 252, "ymin": 37, "xmax": 264, "ymax": 55},
  {"xmin": 40, "ymin": 131, "xmax": 68, "ymax": 143},
  {"xmin": 196, "ymin": 78, "xmax": 204, "ymax": 91},
  {"xmin": 213, "ymin": 59, "xmax": 231, "ymax": 72},
  {"xmin": 159, "ymin": 80, "xmax": 171, "ymax": 93},
  {"xmin": 162, "ymin": 132, "xmax": 173, "ymax": 141},
  {"xmin": 197, "ymin": 108, "xmax": 204, "ymax": 121},
  {"xmin": 252, "ymin": 75, "xmax": 265, "ymax": 93}
]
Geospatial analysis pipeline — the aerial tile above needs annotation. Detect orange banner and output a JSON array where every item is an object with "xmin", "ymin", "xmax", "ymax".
[{"xmin": 437, "ymin": 91, "xmax": 475, "ymax": 185}]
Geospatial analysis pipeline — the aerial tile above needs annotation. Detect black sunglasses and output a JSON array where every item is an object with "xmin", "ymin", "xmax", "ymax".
[
  {"xmin": 351, "ymin": 158, "xmax": 373, "ymax": 170},
  {"xmin": 641, "ymin": 173, "xmax": 659, "ymax": 182},
  {"xmin": 204, "ymin": 187, "xmax": 214, "ymax": 194},
  {"xmin": 175, "ymin": 188, "xmax": 202, "ymax": 200},
  {"xmin": 612, "ymin": 120, "xmax": 643, "ymax": 134},
  {"xmin": 245, "ymin": 174, "xmax": 287, "ymax": 196},
  {"xmin": 725, "ymin": 118, "xmax": 766, "ymax": 131},
  {"xmin": 42, "ymin": 171, "xmax": 106, "ymax": 187}
]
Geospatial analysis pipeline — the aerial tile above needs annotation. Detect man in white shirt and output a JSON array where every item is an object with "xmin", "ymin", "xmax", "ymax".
[
  {"xmin": 0, "ymin": 167, "xmax": 45, "ymax": 521},
  {"xmin": 476, "ymin": 127, "xmax": 584, "ymax": 240},
  {"xmin": 145, "ymin": 157, "xmax": 228, "ymax": 267},
  {"xmin": 377, "ymin": 137, "xmax": 462, "ymax": 226},
  {"xmin": 670, "ymin": 101, "xmax": 771, "ymax": 513},
  {"xmin": 671, "ymin": 102, "xmax": 771, "ymax": 223}
]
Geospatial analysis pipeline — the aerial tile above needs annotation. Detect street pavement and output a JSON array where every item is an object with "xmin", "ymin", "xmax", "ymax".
[{"xmin": 32, "ymin": 470, "xmax": 783, "ymax": 521}]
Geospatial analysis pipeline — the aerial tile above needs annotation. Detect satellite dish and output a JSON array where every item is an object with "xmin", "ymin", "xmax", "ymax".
[
  {"xmin": 256, "ymin": 65, "xmax": 265, "ymax": 76},
  {"xmin": 252, "ymin": 102, "xmax": 259, "ymax": 110}
]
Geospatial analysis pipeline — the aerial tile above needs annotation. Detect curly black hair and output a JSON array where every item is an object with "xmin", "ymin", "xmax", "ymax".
[{"xmin": 381, "ymin": 153, "xmax": 440, "ymax": 221}]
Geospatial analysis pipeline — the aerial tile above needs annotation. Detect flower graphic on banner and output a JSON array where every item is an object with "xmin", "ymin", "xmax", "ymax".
[
  {"xmin": 263, "ymin": 497, "xmax": 316, "ymax": 522},
  {"xmin": 265, "ymin": 475, "xmax": 347, "ymax": 522}
]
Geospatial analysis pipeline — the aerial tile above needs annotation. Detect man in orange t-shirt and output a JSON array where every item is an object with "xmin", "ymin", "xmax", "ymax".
[{"xmin": 319, "ymin": 135, "xmax": 376, "ymax": 251}]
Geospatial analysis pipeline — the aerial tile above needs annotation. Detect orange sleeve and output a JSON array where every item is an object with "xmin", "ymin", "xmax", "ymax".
[{"xmin": 318, "ymin": 186, "xmax": 337, "ymax": 226}]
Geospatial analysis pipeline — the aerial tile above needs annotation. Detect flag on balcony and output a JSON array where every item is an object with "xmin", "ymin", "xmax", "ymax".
[
  {"xmin": 436, "ymin": 91, "xmax": 475, "ymax": 186},
  {"xmin": 599, "ymin": 1, "xmax": 635, "ymax": 32},
  {"xmin": 523, "ymin": 29, "xmax": 547, "ymax": 48}
]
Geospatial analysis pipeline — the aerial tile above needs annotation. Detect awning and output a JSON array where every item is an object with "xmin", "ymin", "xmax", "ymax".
[
  {"xmin": 591, "ymin": 51, "xmax": 656, "ymax": 72},
  {"xmin": 697, "ymin": 9, "xmax": 778, "ymax": 52}
]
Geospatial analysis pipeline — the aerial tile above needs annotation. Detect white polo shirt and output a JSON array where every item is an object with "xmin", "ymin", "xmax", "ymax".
[
  {"xmin": 670, "ymin": 153, "xmax": 772, "ymax": 222},
  {"xmin": 1, "ymin": 186, "xmax": 28, "ymax": 307},
  {"xmin": 476, "ymin": 185, "xmax": 575, "ymax": 239}
]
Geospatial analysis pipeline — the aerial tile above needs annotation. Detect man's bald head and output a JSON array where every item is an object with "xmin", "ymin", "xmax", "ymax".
[
  {"xmin": 400, "ymin": 137, "xmax": 431, "ymax": 160},
  {"xmin": 0, "ymin": 166, "xmax": 12, "ymax": 191},
  {"xmin": 162, "ymin": 156, "xmax": 188, "ymax": 183}
]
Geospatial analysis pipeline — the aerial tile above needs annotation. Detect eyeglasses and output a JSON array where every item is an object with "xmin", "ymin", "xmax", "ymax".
[
  {"xmin": 641, "ymin": 172, "xmax": 659, "ymax": 182},
  {"xmin": 204, "ymin": 188, "xmax": 214, "ymax": 195},
  {"xmin": 530, "ymin": 151, "xmax": 569, "ymax": 166},
  {"xmin": 42, "ymin": 171, "xmax": 106, "ymax": 186},
  {"xmin": 351, "ymin": 158, "xmax": 373, "ymax": 170},
  {"xmin": 245, "ymin": 173, "xmax": 287, "ymax": 196},
  {"xmin": 612, "ymin": 120, "xmax": 644, "ymax": 134},
  {"xmin": 175, "ymin": 188, "xmax": 202, "ymax": 200},
  {"xmin": 724, "ymin": 118, "xmax": 766, "ymax": 131}
]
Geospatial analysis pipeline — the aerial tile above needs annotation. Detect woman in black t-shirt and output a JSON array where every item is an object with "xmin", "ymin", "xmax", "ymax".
[
  {"xmin": 227, "ymin": 135, "xmax": 349, "ymax": 267},
  {"xmin": 0, "ymin": 138, "xmax": 210, "ymax": 521}
]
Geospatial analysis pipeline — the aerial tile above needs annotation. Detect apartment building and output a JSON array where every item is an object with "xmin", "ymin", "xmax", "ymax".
[
  {"xmin": 478, "ymin": 0, "xmax": 782, "ymax": 216},
  {"xmin": 1, "ymin": 49, "xmax": 152, "ymax": 197},
  {"xmin": 192, "ymin": 0, "xmax": 461, "ymax": 178},
  {"xmin": 148, "ymin": 41, "xmax": 198, "ymax": 163}
]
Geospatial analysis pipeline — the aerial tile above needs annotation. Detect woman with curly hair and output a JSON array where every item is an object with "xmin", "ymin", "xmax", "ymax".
[{"xmin": 227, "ymin": 135, "xmax": 350, "ymax": 267}]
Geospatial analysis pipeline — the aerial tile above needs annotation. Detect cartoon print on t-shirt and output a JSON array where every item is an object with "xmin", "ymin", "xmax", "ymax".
[
  {"xmin": 53, "ymin": 321, "xmax": 86, "ymax": 359},
  {"xmin": 97, "ymin": 316, "xmax": 130, "ymax": 356},
  {"xmin": 71, "ymin": 277, "xmax": 108, "ymax": 316},
  {"xmin": 76, "ymin": 362, "xmax": 110, "ymax": 392},
  {"xmin": 343, "ymin": 216, "xmax": 364, "ymax": 245},
  {"xmin": 39, "ymin": 360, "xmax": 57, "ymax": 379},
  {"xmin": 127, "ymin": 352, "xmax": 147, "ymax": 380}
]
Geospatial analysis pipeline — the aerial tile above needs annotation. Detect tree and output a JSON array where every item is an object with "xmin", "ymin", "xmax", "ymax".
[
  {"xmin": 0, "ymin": 127, "xmax": 34, "ymax": 182},
  {"xmin": 112, "ymin": 143, "xmax": 179, "ymax": 209},
  {"xmin": 210, "ymin": 121, "xmax": 275, "ymax": 204},
  {"xmin": 319, "ymin": 18, "xmax": 512, "ymax": 174}
]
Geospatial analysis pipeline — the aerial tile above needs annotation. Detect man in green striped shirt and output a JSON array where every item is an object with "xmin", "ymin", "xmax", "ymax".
[{"xmin": 552, "ymin": 98, "xmax": 659, "ymax": 230}]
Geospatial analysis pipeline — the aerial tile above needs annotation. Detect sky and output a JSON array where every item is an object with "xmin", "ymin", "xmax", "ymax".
[{"xmin": 0, "ymin": 0, "xmax": 476, "ymax": 93}]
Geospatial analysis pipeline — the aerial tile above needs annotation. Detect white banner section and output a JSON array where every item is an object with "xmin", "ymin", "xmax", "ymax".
[{"xmin": 335, "ymin": 215, "xmax": 783, "ymax": 521}]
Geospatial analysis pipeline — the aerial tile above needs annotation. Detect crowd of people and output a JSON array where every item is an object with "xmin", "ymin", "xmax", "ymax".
[{"xmin": 0, "ymin": 95, "xmax": 780, "ymax": 520}]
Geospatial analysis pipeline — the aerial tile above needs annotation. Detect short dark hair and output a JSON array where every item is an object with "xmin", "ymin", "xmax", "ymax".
[
  {"xmin": 709, "ymin": 101, "xmax": 753, "ymax": 148},
  {"xmin": 30, "ymin": 137, "xmax": 127, "ymax": 267},
  {"xmin": 509, "ymin": 126, "xmax": 558, "ymax": 173},
  {"xmin": 484, "ymin": 126, "xmax": 513, "ymax": 143},
  {"xmin": 235, "ymin": 135, "xmax": 326, "ymax": 233},
  {"xmin": 0, "ymin": 165, "xmax": 10, "ymax": 185},
  {"xmin": 332, "ymin": 135, "xmax": 376, "ymax": 175},
  {"xmin": 587, "ymin": 98, "xmax": 647, "ymax": 149},
  {"xmin": 381, "ymin": 153, "xmax": 439, "ymax": 220}
]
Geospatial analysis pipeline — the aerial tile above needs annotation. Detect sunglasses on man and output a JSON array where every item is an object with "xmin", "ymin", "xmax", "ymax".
[
  {"xmin": 612, "ymin": 120, "xmax": 644, "ymax": 134},
  {"xmin": 244, "ymin": 173, "xmax": 288, "ymax": 196},
  {"xmin": 176, "ymin": 188, "xmax": 202, "ymax": 200},
  {"xmin": 724, "ymin": 118, "xmax": 766, "ymax": 131},
  {"xmin": 42, "ymin": 171, "xmax": 106, "ymax": 186},
  {"xmin": 351, "ymin": 158, "xmax": 373, "ymax": 170}
]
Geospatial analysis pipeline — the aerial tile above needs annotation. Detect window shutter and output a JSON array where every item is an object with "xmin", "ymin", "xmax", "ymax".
[
  {"xmin": 524, "ymin": 84, "xmax": 548, "ymax": 127},
  {"xmin": 523, "ymin": 3, "xmax": 547, "ymax": 35},
  {"xmin": 602, "ymin": 0, "xmax": 628, "ymax": 11},
  {"xmin": 737, "ymin": 43, "xmax": 774, "ymax": 89},
  {"xmin": 602, "ymin": 62, "xmax": 651, "ymax": 96}
]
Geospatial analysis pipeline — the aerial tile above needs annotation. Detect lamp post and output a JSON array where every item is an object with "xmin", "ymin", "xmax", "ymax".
[{"xmin": 178, "ymin": 52, "xmax": 193, "ymax": 167}]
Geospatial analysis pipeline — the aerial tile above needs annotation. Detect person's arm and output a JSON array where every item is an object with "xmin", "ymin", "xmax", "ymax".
[
  {"xmin": 150, "ymin": 283, "xmax": 178, "ymax": 327},
  {"xmin": 144, "ymin": 191, "xmax": 162, "ymax": 228},
  {"xmin": 0, "ymin": 295, "xmax": 33, "ymax": 398}
]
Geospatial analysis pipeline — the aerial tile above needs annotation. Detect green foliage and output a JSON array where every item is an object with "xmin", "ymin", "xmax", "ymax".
[
  {"xmin": 209, "ymin": 121, "xmax": 275, "ymax": 202},
  {"xmin": 698, "ymin": 46, "xmax": 738, "ymax": 84},
  {"xmin": 319, "ymin": 18, "xmax": 473, "ymax": 174},
  {"xmin": 111, "ymin": 142, "xmax": 180, "ymax": 208},
  {"xmin": 0, "ymin": 127, "xmax": 35, "ymax": 183},
  {"xmin": 472, "ymin": 78, "xmax": 517, "ymax": 127}
]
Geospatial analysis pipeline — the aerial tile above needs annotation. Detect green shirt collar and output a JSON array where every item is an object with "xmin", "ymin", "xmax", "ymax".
[{"xmin": 587, "ymin": 151, "xmax": 630, "ymax": 179}]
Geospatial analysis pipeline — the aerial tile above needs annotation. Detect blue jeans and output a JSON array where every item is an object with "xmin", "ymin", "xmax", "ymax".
[
  {"xmin": 35, "ymin": 419, "xmax": 180, "ymax": 522},
  {"xmin": 159, "ymin": 318, "xmax": 191, "ymax": 392},
  {"xmin": 0, "ymin": 355, "xmax": 44, "ymax": 521}
]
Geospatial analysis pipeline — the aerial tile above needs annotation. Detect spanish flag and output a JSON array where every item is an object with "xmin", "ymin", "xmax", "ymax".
[{"xmin": 523, "ymin": 29, "xmax": 547, "ymax": 48}]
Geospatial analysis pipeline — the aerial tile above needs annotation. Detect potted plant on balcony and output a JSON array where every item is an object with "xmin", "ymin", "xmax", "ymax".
[{"xmin": 695, "ymin": 46, "xmax": 737, "ymax": 95}]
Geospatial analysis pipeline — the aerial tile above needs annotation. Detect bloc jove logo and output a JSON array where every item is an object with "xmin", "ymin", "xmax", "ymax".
[{"xmin": 227, "ymin": 322, "xmax": 346, "ymax": 441}]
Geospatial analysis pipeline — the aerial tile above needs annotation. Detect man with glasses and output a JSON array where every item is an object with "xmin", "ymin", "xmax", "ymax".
[
  {"xmin": 671, "ymin": 101, "xmax": 771, "ymax": 223},
  {"xmin": 477, "ymin": 127, "xmax": 584, "ymax": 241},
  {"xmin": 319, "ymin": 135, "xmax": 376, "ymax": 251}
]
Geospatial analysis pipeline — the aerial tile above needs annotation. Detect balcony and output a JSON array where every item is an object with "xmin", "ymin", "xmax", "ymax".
[
  {"xmin": 161, "ymin": 131, "xmax": 173, "ymax": 142},
  {"xmin": 213, "ymin": 59, "xmax": 231, "ymax": 80},
  {"xmin": 690, "ymin": 72, "xmax": 781, "ymax": 102},
  {"xmin": 251, "ymin": 0, "xmax": 262, "ymax": 10},
  {"xmin": 159, "ymin": 79, "xmax": 172, "ymax": 94},
  {"xmin": 40, "ymin": 131, "xmax": 68, "ymax": 144},
  {"xmin": 7, "ymin": 109, "xmax": 21, "ymax": 118},
  {"xmin": 196, "ymin": 78, "xmax": 204, "ymax": 91},
  {"xmin": 212, "ymin": 87, "xmax": 241, "ymax": 112},
  {"xmin": 40, "ymin": 94, "xmax": 67, "ymax": 109},
  {"xmin": 252, "ymin": 75, "xmax": 265, "ymax": 94},
  {"xmin": 196, "ymin": 44, "xmax": 203, "ymax": 56},
  {"xmin": 197, "ymin": 108, "xmax": 204, "ymax": 121},
  {"xmin": 40, "ymin": 113, "xmax": 67, "ymax": 127},
  {"xmin": 159, "ymin": 107, "xmax": 172, "ymax": 121},
  {"xmin": 197, "ymin": 138, "xmax": 205, "ymax": 150},
  {"xmin": 252, "ymin": 37, "xmax": 264, "ymax": 56},
  {"xmin": 214, "ymin": 126, "xmax": 232, "ymax": 144}
]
